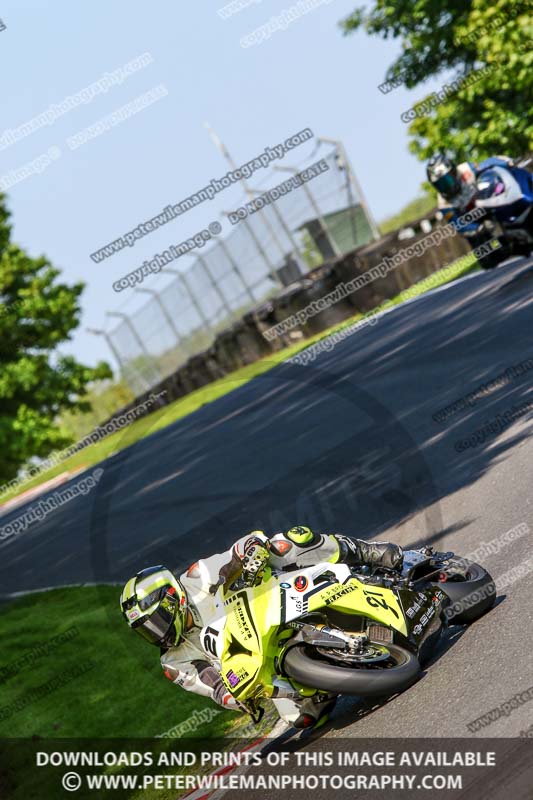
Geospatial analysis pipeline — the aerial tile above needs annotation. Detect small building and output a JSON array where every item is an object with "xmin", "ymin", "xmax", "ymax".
[{"xmin": 298, "ymin": 203, "xmax": 376, "ymax": 259}]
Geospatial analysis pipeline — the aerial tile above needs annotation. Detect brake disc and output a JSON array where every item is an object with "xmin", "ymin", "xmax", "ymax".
[{"xmin": 316, "ymin": 642, "xmax": 391, "ymax": 665}]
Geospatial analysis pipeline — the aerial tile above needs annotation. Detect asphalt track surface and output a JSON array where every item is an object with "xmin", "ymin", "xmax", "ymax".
[{"xmin": 1, "ymin": 256, "xmax": 533, "ymax": 742}]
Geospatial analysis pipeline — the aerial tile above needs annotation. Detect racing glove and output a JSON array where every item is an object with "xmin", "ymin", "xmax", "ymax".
[{"xmin": 241, "ymin": 536, "xmax": 270, "ymax": 586}]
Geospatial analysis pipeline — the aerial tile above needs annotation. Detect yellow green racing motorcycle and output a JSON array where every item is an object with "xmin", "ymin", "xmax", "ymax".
[{"xmin": 203, "ymin": 547, "xmax": 495, "ymax": 720}]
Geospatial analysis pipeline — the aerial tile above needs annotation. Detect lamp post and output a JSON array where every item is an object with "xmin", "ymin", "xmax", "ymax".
[
  {"xmin": 204, "ymin": 122, "xmax": 285, "ymax": 287},
  {"xmin": 86, "ymin": 327, "xmax": 126, "ymax": 373}
]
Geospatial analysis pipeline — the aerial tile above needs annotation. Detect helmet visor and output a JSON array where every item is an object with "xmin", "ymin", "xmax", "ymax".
[
  {"xmin": 434, "ymin": 173, "xmax": 458, "ymax": 199},
  {"xmin": 133, "ymin": 591, "xmax": 180, "ymax": 646}
]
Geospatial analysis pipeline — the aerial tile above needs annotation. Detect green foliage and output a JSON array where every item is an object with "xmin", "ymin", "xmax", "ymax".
[
  {"xmin": 300, "ymin": 229, "xmax": 323, "ymax": 269},
  {"xmin": 342, "ymin": 0, "xmax": 533, "ymax": 157},
  {"xmin": 59, "ymin": 379, "xmax": 135, "ymax": 442},
  {"xmin": 0, "ymin": 194, "xmax": 111, "ymax": 484},
  {"xmin": 379, "ymin": 190, "xmax": 437, "ymax": 233}
]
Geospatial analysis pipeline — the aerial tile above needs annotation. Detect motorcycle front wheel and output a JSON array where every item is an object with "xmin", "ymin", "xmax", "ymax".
[
  {"xmin": 431, "ymin": 558, "xmax": 496, "ymax": 624},
  {"xmin": 283, "ymin": 641, "xmax": 420, "ymax": 697}
]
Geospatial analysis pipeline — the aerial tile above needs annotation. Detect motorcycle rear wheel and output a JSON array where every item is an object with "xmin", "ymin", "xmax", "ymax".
[{"xmin": 283, "ymin": 641, "xmax": 420, "ymax": 697}]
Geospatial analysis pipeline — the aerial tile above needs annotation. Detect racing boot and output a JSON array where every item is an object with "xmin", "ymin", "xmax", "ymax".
[{"xmin": 336, "ymin": 535, "xmax": 403, "ymax": 572}]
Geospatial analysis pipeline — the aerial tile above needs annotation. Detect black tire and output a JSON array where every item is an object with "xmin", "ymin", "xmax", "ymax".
[
  {"xmin": 283, "ymin": 642, "xmax": 420, "ymax": 698},
  {"xmin": 479, "ymin": 251, "xmax": 505, "ymax": 269},
  {"xmin": 468, "ymin": 234, "xmax": 508, "ymax": 269},
  {"xmin": 431, "ymin": 560, "xmax": 496, "ymax": 624}
]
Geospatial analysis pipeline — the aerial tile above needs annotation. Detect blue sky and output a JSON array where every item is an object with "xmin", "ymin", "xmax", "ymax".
[{"xmin": 0, "ymin": 0, "xmax": 444, "ymax": 370}]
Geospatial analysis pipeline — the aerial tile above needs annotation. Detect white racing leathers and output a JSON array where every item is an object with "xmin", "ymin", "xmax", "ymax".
[{"xmin": 160, "ymin": 530, "xmax": 398, "ymax": 723}]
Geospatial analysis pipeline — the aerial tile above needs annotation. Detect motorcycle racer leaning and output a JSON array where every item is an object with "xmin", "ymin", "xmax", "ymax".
[
  {"xmin": 120, "ymin": 526, "xmax": 403, "ymax": 729},
  {"xmin": 426, "ymin": 152, "xmax": 515, "ymax": 231}
]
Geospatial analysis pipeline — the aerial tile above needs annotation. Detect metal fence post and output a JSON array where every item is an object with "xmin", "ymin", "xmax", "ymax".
[
  {"xmin": 106, "ymin": 311, "xmax": 161, "ymax": 389},
  {"xmin": 165, "ymin": 267, "xmax": 215, "ymax": 336},
  {"xmin": 193, "ymin": 253, "xmax": 235, "ymax": 321},
  {"xmin": 273, "ymin": 164, "xmax": 342, "ymax": 257},
  {"xmin": 134, "ymin": 287, "xmax": 189, "ymax": 354}
]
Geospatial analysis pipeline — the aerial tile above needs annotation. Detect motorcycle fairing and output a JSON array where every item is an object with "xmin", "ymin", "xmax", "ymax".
[{"xmin": 216, "ymin": 563, "xmax": 413, "ymax": 701}]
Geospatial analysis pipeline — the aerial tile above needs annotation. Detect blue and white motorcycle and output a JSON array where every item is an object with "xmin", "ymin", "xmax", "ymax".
[{"xmin": 464, "ymin": 156, "xmax": 533, "ymax": 268}]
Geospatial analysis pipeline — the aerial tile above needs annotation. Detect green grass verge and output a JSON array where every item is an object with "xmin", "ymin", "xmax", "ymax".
[
  {"xmin": 0, "ymin": 255, "xmax": 480, "ymax": 506},
  {"xmin": 0, "ymin": 585, "xmax": 238, "ymax": 739},
  {"xmin": 0, "ymin": 586, "xmax": 277, "ymax": 798}
]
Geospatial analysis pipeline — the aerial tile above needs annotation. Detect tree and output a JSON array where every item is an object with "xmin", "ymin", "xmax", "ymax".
[
  {"xmin": 59, "ymin": 379, "xmax": 135, "ymax": 442},
  {"xmin": 0, "ymin": 194, "xmax": 111, "ymax": 484},
  {"xmin": 341, "ymin": 0, "xmax": 533, "ymax": 159}
]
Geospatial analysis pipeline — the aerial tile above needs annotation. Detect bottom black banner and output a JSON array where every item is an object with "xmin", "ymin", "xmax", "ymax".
[{"xmin": 0, "ymin": 737, "xmax": 531, "ymax": 799}]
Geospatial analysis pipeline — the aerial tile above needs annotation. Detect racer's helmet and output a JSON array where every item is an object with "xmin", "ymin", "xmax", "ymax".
[
  {"xmin": 120, "ymin": 566, "xmax": 188, "ymax": 647},
  {"xmin": 426, "ymin": 154, "xmax": 461, "ymax": 201}
]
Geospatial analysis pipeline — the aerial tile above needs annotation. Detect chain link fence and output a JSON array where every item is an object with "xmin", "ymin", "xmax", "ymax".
[{"xmin": 106, "ymin": 141, "xmax": 378, "ymax": 394}]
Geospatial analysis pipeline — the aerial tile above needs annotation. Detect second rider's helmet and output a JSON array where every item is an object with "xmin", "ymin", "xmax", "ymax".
[{"xmin": 426, "ymin": 154, "xmax": 461, "ymax": 201}]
